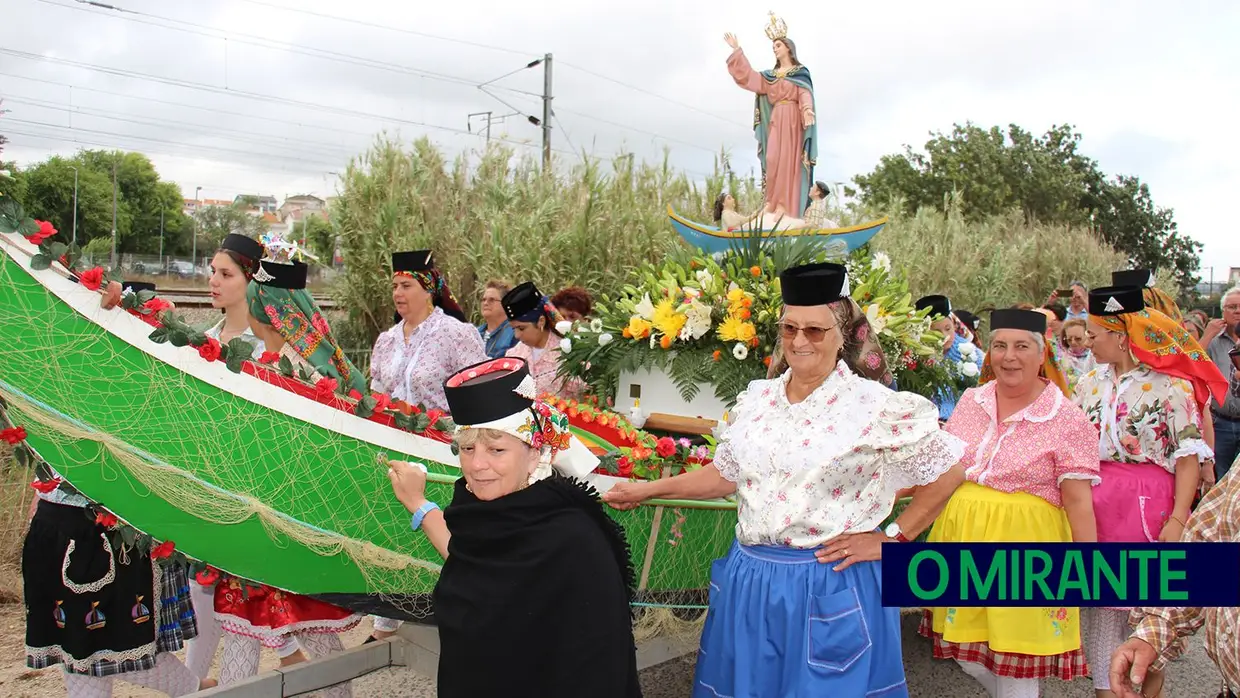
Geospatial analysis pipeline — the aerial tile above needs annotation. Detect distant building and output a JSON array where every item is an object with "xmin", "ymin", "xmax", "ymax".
[
  {"xmin": 234, "ymin": 194, "xmax": 278, "ymax": 215},
  {"xmin": 183, "ymin": 198, "xmax": 233, "ymax": 216},
  {"xmin": 278, "ymin": 194, "xmax": 327, "ymax": 224},
  {"xmin": 1230, "ymin": 267, "xmax": 1240, "ymax": 285}
]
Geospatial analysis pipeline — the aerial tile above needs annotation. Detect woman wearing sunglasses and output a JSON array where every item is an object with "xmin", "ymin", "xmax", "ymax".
[{"xmin": 605, "ymin": 262, "xmax": 966, "ymax": 697}]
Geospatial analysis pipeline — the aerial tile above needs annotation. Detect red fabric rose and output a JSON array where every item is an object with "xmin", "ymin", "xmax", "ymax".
[
  {"xmin": 195, "ymin": 566, "xmax": 221, "ymax": 586},
  {"xmin": 143, "ymin": 297, "xmax": 172, "ymax": 315},
  {"xmin": 78, "ymin": 266, "xmax": 105, "ymax": 291},
  {"xmin": 426, "ymin": 408, "xmax": 445, "ymax": 427},
  {"xmin": 348, "ymin": 389, "xmax": 363, "ymax": 401},
  {"xmin": 617, "ymin": 456, "xmax": 634, "ymax": 478},
  {"xmin": 1, "ymin": 426, "xmax": 27, "ymax": 445},
  {"xmin": 150, "ymin": 540, "xmax": 176, "ymax": 560},
  {"xmin": 25, "ymin": 220, "xmax": 57, "ymax": 245},
  {"xmin": 197, "ymin": 337, "xmax": 222, "ymax": 362},
  {"xmin": 258, "ymin": 351, "xmax": 281, "ymax": 365},
  {"xmin": 655, "ymin": 436, "xmax": 677, "ymax": 459},
  {"xmin": 31, "ymin": 477, "xmax": 62, "ymax": 494},
  {"xmin": 372, "ymin": 393, "xmax": 391, "ymax": 412},
  {"xmin": 95, "ymin": 511, "xmax": 119, "ymax": 528},
  {"xmin": 315, "ymin": 377, "xmax": 338, "ymax": 399}
]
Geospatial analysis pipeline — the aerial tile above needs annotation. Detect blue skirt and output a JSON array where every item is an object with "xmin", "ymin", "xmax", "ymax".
[{"xmin": 693, "ymin": 541, "xmax": 907, "ymax": 698}]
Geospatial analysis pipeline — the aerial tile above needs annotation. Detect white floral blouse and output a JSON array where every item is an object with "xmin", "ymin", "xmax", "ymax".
[
  {"xmin": 369, "ymin": 308, "xmax": 487, "ymax": 410},
  {"xmin": 1074, "ymin": 364, "xmax": 1213, "ymax": 473},
  {"xmin": 712, "ymin": 362, "xmax": 966, "ymax": 548}
]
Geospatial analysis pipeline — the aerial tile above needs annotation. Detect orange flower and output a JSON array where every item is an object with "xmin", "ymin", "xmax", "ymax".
[
  {"xmin": 580, "ymin": 412, "xmax": 594, "ymax": 423},
  {"xmin": 750, "ymin": 337, "xmax": 760, "ymax": 347},
  {"xmin": 749, "ymin": 265, "xmax": 761, "ymax": 277},
  {"xmin": 567, "ymin": 407, "xmax": 578, "ymax": 418},
  {"xmin": 741, "ymin": 297, "xmax": 752, "ymax": 308},
  {"xmin": 712, "ymin": 350, "xmax": 721, "ymax": 361},
  {"xmin": 739, "ymin": 308, "xmax": 751, "ymax": 320},
  {"xmin": 622, "ymin": 327, "xmax": 632, "ymax": 338},
  {"xmin": 660, "ymin": 335, "xmax": 673, "ymax": 349},
  {"xmin": 763, "ymin": 356, "xmax": 772, "ymax": 366}
]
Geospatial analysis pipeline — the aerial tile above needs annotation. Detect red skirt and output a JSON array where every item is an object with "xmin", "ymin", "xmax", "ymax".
[{"xmin": 214, "ymin": 576, "xmax": 361, "ymax": 648}]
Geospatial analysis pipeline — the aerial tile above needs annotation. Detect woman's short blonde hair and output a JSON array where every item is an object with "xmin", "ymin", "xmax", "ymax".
[{"xmin": 453, "ymin": 427, "xmax": 520, "ymax": 449}]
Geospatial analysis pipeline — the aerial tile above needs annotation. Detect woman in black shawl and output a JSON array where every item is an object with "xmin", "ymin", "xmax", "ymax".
[{"xmin": 387, "ymin": 357, "xmax": 641, "ymax": 698}]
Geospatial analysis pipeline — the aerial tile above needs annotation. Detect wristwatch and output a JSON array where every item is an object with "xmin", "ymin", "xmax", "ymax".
[{"xmin": 884, "ymin": 521, "xmax": 911, "ymax": 542}]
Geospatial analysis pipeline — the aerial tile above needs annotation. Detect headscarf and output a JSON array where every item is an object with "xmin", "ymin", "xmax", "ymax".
[
  {"xmin": 1088, "ymin": 286, "xmax": 1226, "ymax": 414},
  {"xmin": 400, "ymin": 268, "xmax": 467, "ymax": 323},
  {"xmin": 247, "ymin": 271, "xmax": 368, "ymax": 396}
]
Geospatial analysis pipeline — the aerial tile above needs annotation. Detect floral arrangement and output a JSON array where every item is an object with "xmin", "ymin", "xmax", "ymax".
[{"xmin": 557, "ymin": 247, "xmax": 785, "ymax": 406}]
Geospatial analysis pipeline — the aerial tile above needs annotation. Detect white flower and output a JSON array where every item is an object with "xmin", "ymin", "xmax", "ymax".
[
  {"xmin": 695, "ymin": 269, "xmax": 716, "ymax": 293},
  {"xmin": 871, "ymin": 252, "xmax": 892, "ymax": 273},
  {"xmin": 961, "ymin": 362, "xmax": 980, "ymax": 378},
  {"xmin": 680, "ymin": 299, "xmax": 713, "ymax": 341},
  {"xmin": 864, "ymin": 303, "xmax": 888, "ymax": 335},
  {"xmin": 633, "ymin": 293, "xmax": 656, "ymax": 321},
  {"xmin": 559, "ymin": 337, "xmax": 573, "ymax": 353},
  {"xmin": 597, "ymin": 332, "xmax": 614, "ymax": 346},
  {"xmin": 682, "ymin": 286, "xmax": 701, "ymax": 300},
  {"xmin": 555, "ymin": 320, "xmax": 573, "ymax": 334},
  {"xmin": 649, "ymin": 334, "xmax": 658, "ymax": 349},
  {"xmin": 589, "ymin": 318, "xmax": 604, "ymax": 333},
  {"xmin": 958, "ymin": 342, "xmax": 977, "ymax": 359},
  {"xmin": 732, "ymin": 342, "xmax": 749, "ymax": 360}
]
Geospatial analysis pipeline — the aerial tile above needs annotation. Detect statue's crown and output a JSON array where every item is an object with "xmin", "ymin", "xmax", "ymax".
[{"xmin": 764, "ymin": 11, "xmax": 788, "ymax": 41}]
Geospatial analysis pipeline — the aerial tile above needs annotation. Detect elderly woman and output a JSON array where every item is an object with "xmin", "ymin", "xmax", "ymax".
[
  {"xmin": 502, "ymin": 281, "xmax": 586, "ymax": 399},
  {"xmin": 386, "ymin": 358, "xmax": 639, "ymax": 697},
  {"xmin": 1075, "ymin": 286, "xmax": 1224, "ymax": 698},
  {"xmin": 920, "ymin": 308, "xmax": 1100, "ymax": 698},
  {"xmin": 605, "ymin": 262, "xmax": 967, "ymax": 696},
  {"xmin": 476, "ymin": 280, "xmax": 518, "ymax": 359},
  {"xmin": 369, "ymin": 250, "xmax": 486, "ymax": 410},
  {"xmin": 1059, "ymin": 318, "xmax": 1096, "ymax": 387}
]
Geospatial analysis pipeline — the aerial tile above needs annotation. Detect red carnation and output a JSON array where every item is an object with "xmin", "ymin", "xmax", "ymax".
[
  {"xmin": 25, "ymin": 220, "xmax": 57, "ymax": 245},
  {"xmin": 150, "ymin": 540, "xmax": 176, "ymax": 560},
  {"xmin": 314, "ymin": 377, "xmax": 338, "ymax": 399},
  {"xmin": 197, "ymin": 337, "xmax": 222, "ymax": 362},
  {"xmin": 1, "ymin": 426, "xmax": 28, "ymax": 445},
  {"xmin": 31, "ymin": 477, "xmax": 62, "ymax": 494},
  {"xmin": 195, "ymin": 566, "xmax": 221, "ymax": 586},
  {"xmin": 78, "ymin": 266, "xmax": 105, "ymax": 291},
  {"xmin": 95, "ymin": 511, "xmax": 119, "ymax": 529},
  {"xmin": 258, "ymin": 351, "xmax": 281, "ymax": 365},
  {"xmin": 372, "ymin": 393, "xmax": 391, "ymax": 412},
  {"xmin": 655, "ymin": 436, "xmax": 677, "ymax": 459},
  {"xmin": 617, "ymin": 456, "xmax": 634, "ymax": 478},
  {"xmin": 426, "ymin": 408, "xmax": 445, "ymax": 427}
]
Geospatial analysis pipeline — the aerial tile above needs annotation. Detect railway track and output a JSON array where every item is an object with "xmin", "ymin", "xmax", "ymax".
[{"xmin": 157, "ymin": 287, "xmax": 337, "ymax": 309}]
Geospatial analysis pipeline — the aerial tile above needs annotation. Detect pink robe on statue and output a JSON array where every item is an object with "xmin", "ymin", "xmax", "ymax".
[{"xmin": 727, "ymin": 49, "xmax": 814, "ymax": 218}]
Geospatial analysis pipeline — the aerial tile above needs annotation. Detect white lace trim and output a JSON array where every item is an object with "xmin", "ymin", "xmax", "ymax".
[
  {"xmin": 27, "ymin": 560, "xmax": 166, "ymax": 673},
  {"xmin": 1172, "ymin": 438, "xmax": 1214, "ymax": 465},
  {"xmin": 62, "ymin": 535, "xmax": 116, "ymax": 594},
  {"xmin": 881, "ymin": 430, "xmax": 966, "ymax": 495},
  {"xmin": 1058, "ymin": 472, "xmax": 1102, "ymax": 486},
  {"xmin": 216, "ymin": 612, "xmax": 363, "ymax": 648}
]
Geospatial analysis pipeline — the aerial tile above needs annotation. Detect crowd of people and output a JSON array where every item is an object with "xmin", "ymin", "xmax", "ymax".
[{"xmin": 18, "ymin": 230, "xmax": 1240, "ymax": 698}]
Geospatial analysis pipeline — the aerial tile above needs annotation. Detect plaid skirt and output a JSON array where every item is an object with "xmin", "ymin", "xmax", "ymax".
[
  {"xmin": 917, "ymin": 611, "xmax": 1089, "ymax": 680},
  {"xmin": 24, "ymin": 500, "xmax": 198, "ymax": 677}
]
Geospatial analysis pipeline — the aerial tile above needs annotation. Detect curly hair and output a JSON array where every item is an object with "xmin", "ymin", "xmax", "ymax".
[
  {"xmin": 550, "ymin": 286, "xmax": 593, "ymax": 318},
  {"xmin": 766, "ymin": 298, "xmax": 891, "ymax": 384}
]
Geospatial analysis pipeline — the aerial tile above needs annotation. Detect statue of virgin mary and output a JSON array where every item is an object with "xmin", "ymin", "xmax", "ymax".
[{"xmin": 724, "ymin": 13, "xmax": 818, "ymax": 222}]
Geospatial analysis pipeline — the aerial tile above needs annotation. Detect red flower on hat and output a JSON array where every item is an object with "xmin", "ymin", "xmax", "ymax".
[
  {"xmin": 95, "ymin": 511, "xmax": 119, "ymax": 529},
  {"xmin": 150, "ymin": 541, "xmax": 176, "ymax": 560},
  {"xmin": 31, "ymin": 477, "xmax": 62, "ymax": 494},
  {"xmin": 655, "ymin": 436, "xmax": 677, "ymax": 459},
  {"xmin": 26, "ymin": 220, "xmax": 57, "ymax": 245},
  {"xmin": 1, "ymin": 426, "xmax": 27, "ymax": 445},
  {"xmin": 258, "ymin": 351, "xmax": 281, "ymax": 365},
  {"xmin": 197, "ymin": 337, "xmax": 222, "ymax": 362},
  {"xmin": 78, "ymin": 266, "xmax": 105, "ymax": 291}
]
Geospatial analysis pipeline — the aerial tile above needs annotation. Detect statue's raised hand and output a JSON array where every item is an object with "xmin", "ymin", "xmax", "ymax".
[{"xmin": 724, "ymin": 33, "xmax": 740, "ymax": 50}]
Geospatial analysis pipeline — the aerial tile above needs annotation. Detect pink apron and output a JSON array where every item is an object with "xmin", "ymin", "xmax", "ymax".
[{"xmin": 1092, "ymin": 460, "xmax": 1175, "ymax": 610}]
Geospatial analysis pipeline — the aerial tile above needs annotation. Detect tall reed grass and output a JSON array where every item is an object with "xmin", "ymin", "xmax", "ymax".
[{"xmin": 329, "ymin": 139, "xmax": 1124, "ymax": 366}]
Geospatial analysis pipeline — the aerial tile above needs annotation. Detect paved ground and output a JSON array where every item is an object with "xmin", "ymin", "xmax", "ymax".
[{"xmin": 344, "ymin": 614, "xmax": 1223, "ymax": 697}]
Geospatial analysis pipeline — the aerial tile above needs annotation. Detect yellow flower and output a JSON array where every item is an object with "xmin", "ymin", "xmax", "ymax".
[
  {"xmin": 626, "ymin": 316, "xmax": 652, "ymax": 339},
  {"xmin": 718, "ymin": 314, "xmax": 756, "ymax": 343},
  {"xmin": 1141, "ymin": 383, "xmax": 1152, "ymax": 392},
  {"xmin": 652, "ymin": 298, "xmax": 688, "ymax": 341}
]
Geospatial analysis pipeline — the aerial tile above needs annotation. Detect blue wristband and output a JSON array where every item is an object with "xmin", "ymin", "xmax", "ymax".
[{"xmin": 410, "ymin": 501, "xmax": 440, "ymax": 531}]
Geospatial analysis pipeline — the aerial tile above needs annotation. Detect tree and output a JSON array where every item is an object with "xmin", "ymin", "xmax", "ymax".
[
  {"xmin": 854, "ymin": 123, "xmax": 1202, "ymax": 293},
  {"xmin": 299, "ymin": 214, "xmax": 336, "ymax": 264},
  {"xmin": 192, "ymin": 204, "xmax": 270, "ymax": 252},
  {"xmin": 16, "ymin": 150, "xmax": 190, "ymax": 255}
]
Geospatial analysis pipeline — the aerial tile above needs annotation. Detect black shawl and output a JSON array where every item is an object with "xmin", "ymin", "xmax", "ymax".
[{"xmin": 434, "ymin": 474, "xmax": 641, "ymax": 698}]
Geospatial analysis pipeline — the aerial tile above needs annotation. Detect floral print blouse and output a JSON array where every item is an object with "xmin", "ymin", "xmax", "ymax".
[
  {"xmin": 504, "ymin": 341, "xmax": 586, "ymax": 401},
  {"xmin": 370, "ymin": 308, "xmax": 487, "ymax": 411},
  {"xmin": 712, "ymin": 362, "xmax": 966, "ymax": 548},
  {"xmin": 945, "ymin": 381, "xmax": 1101, "ymax": 507},
  {"xmin": 1074, "ymin": 364, "xmax": 1213, "ymax": 473}
]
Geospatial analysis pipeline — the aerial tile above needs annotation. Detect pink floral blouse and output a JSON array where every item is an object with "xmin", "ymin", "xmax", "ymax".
[
  {"xmin": 503, "ymin": 341, "xmax": 586, "ymax": 401},
  {"xmin": 945, "ymin": 381, "xmax": 1101, "ymax": 507},
  {"xmin": 369, "ymin": 308, "xmax": 487, "ymax": 411}
]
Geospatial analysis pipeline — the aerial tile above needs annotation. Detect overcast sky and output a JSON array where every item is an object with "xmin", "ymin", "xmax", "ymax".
[{"xmin": 2, "ymin": 0, "xmax": 1237, "ymax": 276}]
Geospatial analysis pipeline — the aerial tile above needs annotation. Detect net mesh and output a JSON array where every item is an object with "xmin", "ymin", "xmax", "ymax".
[{"xmin": 0, "ymin": 234, "xmax": 738, "ymax": 642}]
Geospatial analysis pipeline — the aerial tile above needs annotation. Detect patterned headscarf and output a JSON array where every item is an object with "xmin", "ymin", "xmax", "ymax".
[
  {"xmin": 1091, "ymin": 307, "xmax": 1226, "ymax": 414},
  {"xmin": 1142, "ymin": 287, "xmax": 1184, "ymax": 324},
  {"xmin": 394, "ymin": 268, "xmax": 467, "ymax": 323},
  {"xmin": 247, "ymin": 284, "xmax": 368, "ymax": 395}
]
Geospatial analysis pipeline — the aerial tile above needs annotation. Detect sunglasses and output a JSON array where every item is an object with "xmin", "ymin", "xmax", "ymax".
[{"xmin": 778, "ymin": 322, "xmax": 836, "ymax": 342}]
